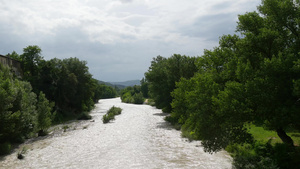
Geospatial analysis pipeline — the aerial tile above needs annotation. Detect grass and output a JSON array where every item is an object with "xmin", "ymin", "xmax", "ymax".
[{"xmin": 247, "ymin": 124, "xmax": 300, "ymax": 146}]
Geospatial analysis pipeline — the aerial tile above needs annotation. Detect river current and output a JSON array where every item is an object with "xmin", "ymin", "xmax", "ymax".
[{"xmin": 0, "ymin": 98, "xmax": 232, "ymax": 169}]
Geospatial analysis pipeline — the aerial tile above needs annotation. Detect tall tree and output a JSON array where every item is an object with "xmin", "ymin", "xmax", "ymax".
[
  {"xmin": 36, "ymin": 91, "xmax": 54, "ymax": 136},
  {"xmin": 170, "ymin": 0, "xmax": 300, "ymax": 152},
  {"xmin": 140, "ymin": 78, "xmax": 149, "ymax": 98},
  {"xmin": 20, "ymin": 45, "xmax": 43, "ymax": 78},
  {"xmin": 145, "ymin": 54, "xmax": 197, "ymax": 112},
  {"xmin": 0, "ymin": 64, "xmax": 38, "ymax": 143}
]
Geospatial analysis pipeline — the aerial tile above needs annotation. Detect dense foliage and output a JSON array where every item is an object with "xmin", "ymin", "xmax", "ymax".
[
  {"xmin": 10, "ymin": 46, "xmax": 106, "ymax": 121},
  {"xmin": 145, "ymin": 54, "xmax": 197, "ymax": 112},
  {"xmin": 140, "ymin": 78, "xmax": 149, "ymax": 98},
  {"xmin": 0, "ymin": 64, "xmax": 53, "ymax": 154},
  {"xmin": 121, "ymin": 85, "xmax": 145, "ymax": 104},
  {"xmin": 0, "ymin": 45, "xmax": 110, "ymax": 155},
  {"xmin": 95, "ymin": 83, "xmax": 117, "ymax": 99},
  {"xmin": 169, "ymin": 0, "xmax": 300, "ymax": 152}
]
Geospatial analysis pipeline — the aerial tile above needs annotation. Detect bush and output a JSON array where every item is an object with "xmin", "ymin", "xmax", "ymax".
[
  {"xmin": 133, "ymin": 92, "xmax": 144, "ymax": 104},
  {"xmin": 146, "ymin": 99, "xmax": 156, "ymax": 106},
  {"xmin": 102, "ymin": 106, "xmax": 122, "ymax": 123},
  {"xmin": 121, "ymin": 86, "xmax": 145, "ymax": 104},
  {"xmin": 102, "ymin": 114, "xmax": 114, "ymax": 123}
]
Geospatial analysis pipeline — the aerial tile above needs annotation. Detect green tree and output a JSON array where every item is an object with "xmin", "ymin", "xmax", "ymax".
[
  {"xmin": 7, "ymin": 51, "xmax": 21, "ymax": 61},
  {"xmin": 170, "ymin": 0, "xmax": 300, "ymax": 153},
  {"xmin": 0, "ymin": 63, "xmax": 37, "ymax": 144},
  {"xmin": 120, "ymin": 85, "xmax": 145, "ymax": 104},
  {"xmin": 234, "ymin": 0, "xmax": 300, "ymax": 146},
  {"xmin": 140, "ymin": 78, "xmax": 149, "ymax": 98},
  {"xmin": 36, "ymin": 91, "xmax": 54, "ymax": 136},
  {"xmin": 20, "ymin": 46, "xmax": 43, "ymax": 83},
  {"xmin": 145, "ymin": 54, "xmax": 197, "ymax": 112},
  {"xmin": 35, "ymin": 57, "xmax": 96, "ymax": 118},
  {"xmin": 98, "ymin": 84, "xmax": 117, "ymax": 99}
]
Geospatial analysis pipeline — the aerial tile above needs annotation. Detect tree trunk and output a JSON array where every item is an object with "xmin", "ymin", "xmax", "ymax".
[{"xmin": 276, "ymin": 128, "xmax": 294, "ymax": 146}]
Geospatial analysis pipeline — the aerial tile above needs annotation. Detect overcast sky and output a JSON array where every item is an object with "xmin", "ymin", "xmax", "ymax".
[{"xmin": 0, "ymin": 0, "xmax": 260, "ymax": 82}]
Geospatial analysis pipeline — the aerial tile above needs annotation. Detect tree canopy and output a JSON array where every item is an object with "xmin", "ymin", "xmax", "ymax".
[
  {"xmin": 167, "ymin": 0, "xmax": 300, "ymax": 153},
  {"xmin": 145, "ymin": 54, "xmax": 198, "ymax": 112}
]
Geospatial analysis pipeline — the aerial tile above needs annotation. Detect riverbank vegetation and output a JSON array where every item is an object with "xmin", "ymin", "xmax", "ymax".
[
  {"xmin": 121, "ymin": 85, "xmax": 145, "ymax": 104},
  {"xmin": 145, "ymin": 0, "xmax": 300, "ymax": 168},
  {"xmin": 102, "ymin": 106, "xmax": 122, "ymax": 123},
  {"xmin": 120, "ymin": 78, "xmax": 149, "ymax": 104},
  {"xmin": 95, "ymin": 84, "xmax": 117, "ymax": 99},
  {"xmin": 0, "ymin": 45, "xmax": 116, "ymax": 156},
  {"xmin": 145, "ymin": 54, "xmax": 197, "ymax": 112},
  {"xmin": 0, "ymin": 63, "xmax": 53, "ymax": 155}
]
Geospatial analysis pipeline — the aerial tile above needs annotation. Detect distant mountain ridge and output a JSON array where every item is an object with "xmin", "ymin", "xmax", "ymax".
[
  {"xmin": 98, "ymin": 80, "xmax": 140, "ymax": 89},
  {"xmin": 109, "ymin": 80, "xmax": 140, "ymax": 87}
]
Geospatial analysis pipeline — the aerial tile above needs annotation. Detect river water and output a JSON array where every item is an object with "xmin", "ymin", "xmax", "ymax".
[{"xmin": 0, "ymin": 98, "xmax": 232, "ymax": 169}]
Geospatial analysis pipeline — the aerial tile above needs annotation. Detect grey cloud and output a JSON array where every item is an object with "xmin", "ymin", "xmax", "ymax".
[
  {"xmin": 180, "ymin": 13, "xmax": 238, "ymax": 41},
  {"xmin": 210, "ymin": 2, "xmax": 233, "ymax": 11},
  {"xmin": 118, "ymin": 0, "xmax": 134, "ymax": 4},
  {"xmin": 0, "ymin": 0, "xmax": 261, "ymax": 82}
]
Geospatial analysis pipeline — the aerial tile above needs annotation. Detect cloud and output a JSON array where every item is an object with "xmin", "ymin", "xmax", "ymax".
[{"xmin": 0, "ymin": 0, "xmax": 260, "ymax": 81}]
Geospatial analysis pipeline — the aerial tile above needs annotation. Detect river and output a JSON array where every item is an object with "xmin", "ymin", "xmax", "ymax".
[{"xmin": 0, "ymin": 98, "xmax": 232, "ymax": 169}]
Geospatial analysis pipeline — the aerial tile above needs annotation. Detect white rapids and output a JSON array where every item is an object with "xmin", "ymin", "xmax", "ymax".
[{"xmin": 0, "ymin": 98, "xmax": 232, "ymax": 169}]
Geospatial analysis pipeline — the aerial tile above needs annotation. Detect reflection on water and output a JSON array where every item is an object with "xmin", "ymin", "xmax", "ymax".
[{"xmin": 0, "ymin": 98, "xmax": 232, "ymax": 169}]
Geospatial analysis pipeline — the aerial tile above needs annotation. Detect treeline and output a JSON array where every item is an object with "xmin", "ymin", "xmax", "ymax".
[
  {"xmin": 120, "ymin": 78, "xmax": 149, "ymax": 104},
  {"xmin": 95, "ymin": 84, "xmax": 117, "ymax": 100},
  {"xmin": 145, "ymin": 0, "xmax": 300, "ymax": 168},
  {"xmin": 0, "ymin": 46, "xmax": 116, "ymax": 155}
]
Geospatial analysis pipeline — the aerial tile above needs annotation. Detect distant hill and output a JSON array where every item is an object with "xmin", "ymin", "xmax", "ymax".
[
  {"xmin": 109, "ymin": 80, "xmax": 140, "ymax": 87},
  {"xmin": 98, "ymin": 81, "xmax": 126, "ymax": 89},
  {"xmin": 98, "ymin": 80, "xmax": 141, "ymax": 89}
]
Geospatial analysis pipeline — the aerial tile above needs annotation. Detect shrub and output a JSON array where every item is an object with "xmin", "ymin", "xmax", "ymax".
[
  {"xmin": 133, "ymin": 92, "xmax": 144, "ymax": 104},
  {"xmin": 121, "ymin": 86, "xmax": 145, "ymax": 104},
  {"xmin": 102, "ymin": 114, "xmax": 114, "ymax": 124},
  {"xmin": 37, "ymin": 91, "xmax": 54, "ymax": 136},
  {"xmin": 102, "ymin": 106, "xmax": 122, "ymax": 123}
]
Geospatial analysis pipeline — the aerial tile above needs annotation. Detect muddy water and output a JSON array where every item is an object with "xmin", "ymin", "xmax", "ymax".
[{"xmin": 0, "ymin": 98, "xmax": 232, "ymax": 169}]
